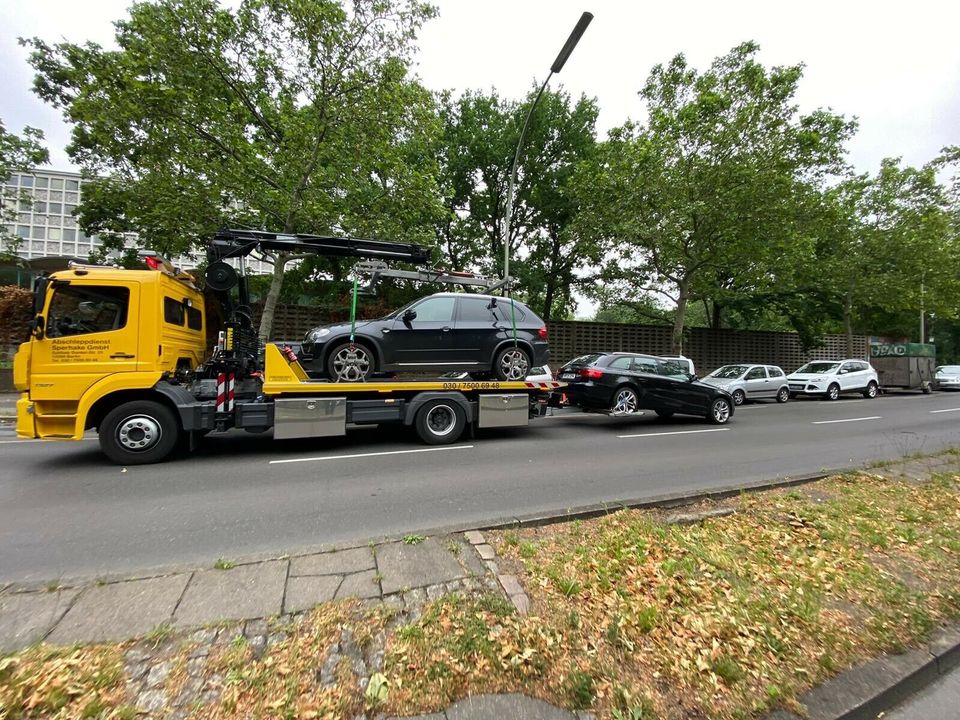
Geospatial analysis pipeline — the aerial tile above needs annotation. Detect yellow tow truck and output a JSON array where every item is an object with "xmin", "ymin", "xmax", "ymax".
[{"xmin": 13, "ymin": 230, "xmax": 561, "ymax": 464}]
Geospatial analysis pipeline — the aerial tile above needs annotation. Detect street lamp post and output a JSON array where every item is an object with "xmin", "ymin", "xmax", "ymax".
[{"xmin": 499, "ymin": 11, "xmax": 593, "ymax": 292}]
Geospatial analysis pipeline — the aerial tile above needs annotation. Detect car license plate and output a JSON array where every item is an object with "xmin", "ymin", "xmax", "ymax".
[{"xmin": 561, "ymin": 372, "xmax": 576, "ymax": 380}]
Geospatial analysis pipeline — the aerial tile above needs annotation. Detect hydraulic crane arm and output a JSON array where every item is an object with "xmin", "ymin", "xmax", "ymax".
[{"xmin": 207, "ymin": 228, "xmax": 433, "ymax": 265}]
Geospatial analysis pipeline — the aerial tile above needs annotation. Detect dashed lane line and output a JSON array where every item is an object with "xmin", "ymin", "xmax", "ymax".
[
  {"xmin": 811, "ymin": 416, "xmax": 882, "ymax": 425},
  {"xmin": 930, "ymin": 408, "xmax": 960, "ymax": 414},
  {"xmin": 617, "ymin": 428, "xmax": 730, "ymax": 439},
  {"xmin": 269, "ymin": 444, "xmax": 474, "ymax": 465}
]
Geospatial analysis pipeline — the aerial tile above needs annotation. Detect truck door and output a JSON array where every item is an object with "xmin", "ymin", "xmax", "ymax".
[{"xmin": 31, "ymin": 281, "xmax": 140, "ymax": 402}]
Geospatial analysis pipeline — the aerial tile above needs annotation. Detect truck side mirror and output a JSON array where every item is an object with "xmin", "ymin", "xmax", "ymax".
[{"xmin": 30, "ymin": 315, "xmax": 45, "ymax": 340}]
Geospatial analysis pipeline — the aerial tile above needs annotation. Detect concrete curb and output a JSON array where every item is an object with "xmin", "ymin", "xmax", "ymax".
[
  {"xmin": 767, "ymin": 625, "xmax": 960, "ymax": 719},
  {"xmin": 471, "ymin": 469, "xmax": 838, "ymax": 532}
]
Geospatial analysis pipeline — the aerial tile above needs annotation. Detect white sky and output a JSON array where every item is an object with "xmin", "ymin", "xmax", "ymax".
[
  {"xmin": 1, "ymin": 0, "xmax": 958, "ymax": 315},
  {"xmin": 2, "ymin": 0, "xmax": 958, "ymax": 174}
]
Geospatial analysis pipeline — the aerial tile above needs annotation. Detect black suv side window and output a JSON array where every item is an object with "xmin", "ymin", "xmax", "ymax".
[
  {"xmin": 608, "ymin": 356, "xmax": 632, "ymax": 370},
  {"xmin": 411, "ymin": 297, "xmax": 455, "ymax": 322},
  {"xmin": 458, "ymin": 298, "xmax": 497, "ymax": 323}
]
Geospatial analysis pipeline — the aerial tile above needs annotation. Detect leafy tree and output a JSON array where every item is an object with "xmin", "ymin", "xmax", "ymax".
[
  {"xmin": 23, "ymin": 0, "xmax": 441, "ymax": 339},
  {"xmin": 817, "ymin": 158, "xmax": 957, "ymax": 352},
  {"xmin": 0, "ymin": 120, "xmax": 49, "ymax": 253},
  {"xmin": 434, "ymin": 87, "xmax": 600, "ymax": 319},
  {"xmin": 571, "ymin": 42, "xmax": 854, "ymax": 353}
]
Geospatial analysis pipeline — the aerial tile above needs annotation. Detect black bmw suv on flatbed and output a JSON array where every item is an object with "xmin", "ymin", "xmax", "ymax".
[
  {"xmin": 558, "ymin": 352, "xmax": 735, "ymax": 424},
  {"xmin": 301, "ymin": 293, "xmax": 550, "ymax": 382}
]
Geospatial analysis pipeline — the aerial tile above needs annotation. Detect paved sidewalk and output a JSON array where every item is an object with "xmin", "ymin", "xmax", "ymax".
[
  {"xmin": 0, "ymin": 535, "xmax": 491, "ymax": 652},
  {"xmin": 0, "ymin": 531, "xmax": 566, "ymax": 719}
]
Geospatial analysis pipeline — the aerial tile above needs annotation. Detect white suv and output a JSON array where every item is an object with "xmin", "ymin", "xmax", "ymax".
[{"xmin": 787, "ymin": 359, "xmax": 879, "ymax": 400}]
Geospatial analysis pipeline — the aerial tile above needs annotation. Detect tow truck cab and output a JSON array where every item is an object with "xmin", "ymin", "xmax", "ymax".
[{"xmin": 14, "ymin": 264, "xmax": 207, "ymax": 441}]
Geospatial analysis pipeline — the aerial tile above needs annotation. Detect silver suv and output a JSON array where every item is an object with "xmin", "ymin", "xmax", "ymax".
[{"xmin": 787, "ymin": 359, "xmax": 879, "ymax": 400}]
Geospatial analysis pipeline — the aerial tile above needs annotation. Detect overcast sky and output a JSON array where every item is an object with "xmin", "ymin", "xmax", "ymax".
[{"xmin": 2, "ymin": 0, "xmax": 958, "ymax": 175}]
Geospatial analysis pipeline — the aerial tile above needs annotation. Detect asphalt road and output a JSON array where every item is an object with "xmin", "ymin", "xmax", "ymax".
[{"xmin": 2, "ymin": 391, "xmax": 960, "ymax": 583}]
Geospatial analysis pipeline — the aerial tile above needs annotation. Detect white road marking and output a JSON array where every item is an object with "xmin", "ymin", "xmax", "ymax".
[
  {"xmin": 269, "ymin": 444, "xmax": 474, "ymax": 465},
  {"xmin": 818, "ymin": 399, "xmax": 864, "ymax": 404},
  {"xmin": 930, "ymin": 408, "xmax": 960, "ymax": 414},
  {"xmin": 811, "ymin": 416, "xmax": 882, "ymax": 425},
  {"xmin": 617, "ymin": 428, "xmax": 730, "ymax": 439}
]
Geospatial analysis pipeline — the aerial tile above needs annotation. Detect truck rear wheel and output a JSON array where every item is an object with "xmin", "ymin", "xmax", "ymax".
[
  {"xmin": 414, "ymin": 399, "xmax": 466, "ymax": 445},
  {"xmin": 99, "ymin": 400, "xmax": 180, "ymax": 465}
]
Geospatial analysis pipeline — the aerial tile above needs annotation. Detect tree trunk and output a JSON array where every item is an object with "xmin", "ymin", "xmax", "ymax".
[
  {"xmin": 710, "ymin": 300, "xmax": 722, "ymax": 330},
  {"xmin": 843, "ymin": 289, "xmax": 854, "ymax": 357},
  {"xmin": 542, "ymin": 282, "xmax": 555, "ymax": 322},
  {"xmin": 671, "ymin": 280, "xmax": 689, "ymax": 355},
  {"xmin": 258, "ymin": 251, "xmax": 289, "ymax": 341}
]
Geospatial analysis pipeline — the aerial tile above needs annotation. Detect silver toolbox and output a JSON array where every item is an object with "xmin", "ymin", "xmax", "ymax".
[
  {"xmin": 477, "ymin": 394, "xmax": 529, "ymax": 429},
  {"xmin": 273, "ymin": 397, "xmax": 347, "ymax": 439}
]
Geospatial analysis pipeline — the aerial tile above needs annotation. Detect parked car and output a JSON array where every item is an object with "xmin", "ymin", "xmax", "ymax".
[
  {"xmin": 786, "ymin": 359, "xmax": 879, "ymax": 400},
  {"xmin": 557, "ymin": 352, "xmax": 735, "ymax": 424},
  {"xmin": 525, "ymin": 365, "xmax": 553, "ymax": 383},
  {"xmin": 300, "ymin": 293, "xmax": 550, "ymax": 382},
  {"xmin": 700, "ymin": 364, "xmax": 790, "ymax": 405},
  {"xmin": 934, "ymin": 365, "xmax": 960, "ymax": 390}
]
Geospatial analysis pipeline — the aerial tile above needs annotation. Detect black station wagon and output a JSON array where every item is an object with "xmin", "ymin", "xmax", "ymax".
[{"xmin": 558, "ymin": 352, "xmax": 735, "ymax": 424}]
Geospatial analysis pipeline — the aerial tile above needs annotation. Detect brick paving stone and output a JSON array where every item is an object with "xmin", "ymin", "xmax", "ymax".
[
  {"xmin": 475, "ymin": 544, "xmax": 496, "ymax": 561},
  {"xmin": 498, "ymin": 575, "xmax": 524, "ymax": 597},
  {"xmin": 289, "ymin": 547, "xmax": 375, "ymax": 576},
  {"xmin": 376, "ymin": 538, "xmax": 467, "ymax": 595},
  {"xmin": 284, "ymin": 575, "xmax": 342, "ymax": 613},
  {"xmin": 174, "ymin": 561, "xmax": 286, "ymax": 627},
  {"xmin": 510, "ymin": 593, "xmax": 530, "ymax": 616},
  {"xmin": 47, "ymin": 575, "xmax": 189, "ymax": 645},
  {"xmin": 463, "ymin": 530, "xmax": 485, "ymax": 545},
  {"xmin": 0, "ymin": 588, "xmax": 79, "ymax": 652},
  {"xmin": 335, "ymin": 570, "xmax": 380, "ymax": 600}
]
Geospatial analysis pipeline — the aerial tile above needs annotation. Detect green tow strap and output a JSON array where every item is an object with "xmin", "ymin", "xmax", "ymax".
[{"xmin": 349, "ymin": 277, "xmax": 358, "ymax": 343}]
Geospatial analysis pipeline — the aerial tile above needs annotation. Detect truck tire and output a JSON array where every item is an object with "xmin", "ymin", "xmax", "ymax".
[
  {"xmin": 99, "ymin": 400, "xmax": 181, "ymax": 465},
  {"xmin": 414, "ymin": 399, "xmax": 466, "ymax": 445}
]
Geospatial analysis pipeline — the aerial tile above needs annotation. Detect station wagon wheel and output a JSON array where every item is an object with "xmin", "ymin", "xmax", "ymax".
[
  {"xmin": 708, "ymin": 397, "xmax": 732, "ymax": 425},
  {"xmin": 494, "ymin": 346, "xmax": 530, "ymax": 381},
  {"xmin": 415, "ymin": 399, "xmax": 466, "ymax": 445},
  {"xmin": 99, "ymin": 400, "xmax": 181, "ymax": 465},
  {"xmin": 776, "ymin": 387, "xmax": 790, "ymax": 403},
  {"xmin": 826, "ymin": 383, "xmax": 840, "ymax": 401},
  {"xmin": 611, "ymin": 386, "xmax": 639, "ymax": 414},
  {"xmin": 863, "ymin": 381, "xmax": 878, "ymax": 399},
  {"xmin": 328, "ymin": 342, "xmax": 373, "ymax": 382},
  {"xmin": 731, "ymin": 389, "xmax": 745, "ymax": 406}
]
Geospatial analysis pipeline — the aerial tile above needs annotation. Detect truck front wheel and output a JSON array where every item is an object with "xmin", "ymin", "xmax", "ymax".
[{"xmin": 99, "ymin": 400, "xmax": 181, "ymax": 465}]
